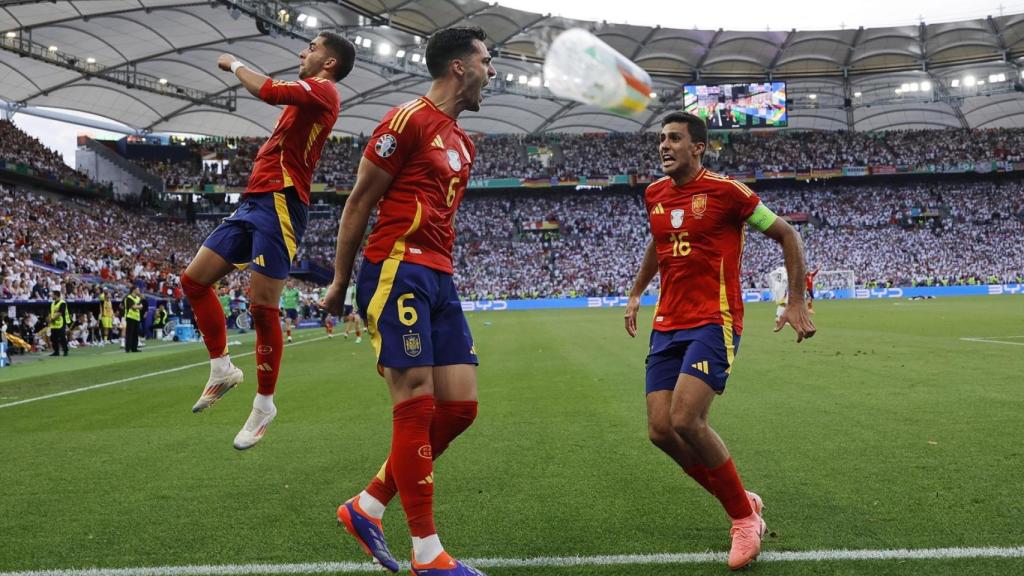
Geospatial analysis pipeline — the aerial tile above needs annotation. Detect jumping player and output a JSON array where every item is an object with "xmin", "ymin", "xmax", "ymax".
[
  {"xmin": 624, "ymin": 111, "xmax": 816, "ymax": 571},
  {"xmin": 180, "ymin": 32, "xmax": 355, "ymax": 450},
  {"xmin": 322, "ymin": 26, "xmax": 495, "ymax": 576}
]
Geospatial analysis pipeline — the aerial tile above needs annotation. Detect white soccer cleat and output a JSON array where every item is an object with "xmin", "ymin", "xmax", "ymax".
[
  {"xmin": 191, "ymin": 363, "xmax": 243, "ymax": 413},
  {"xmin": 233, "ymin": 405, "xmax": 277, "ymax": 450}
]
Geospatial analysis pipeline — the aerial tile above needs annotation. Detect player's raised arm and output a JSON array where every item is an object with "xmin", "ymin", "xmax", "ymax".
[
  {"xmin": 322, "ymin": 157, "xmax": 393, "ymax": 315},
  {"xmin": 625, "ymin": 238, "xmax": 657, "ymax": 337},
  {"xmin": 218, "ymin": 53, "xmax": 269, "ymax": 98},
  {"xmin": 755, "ymin": 211, "xmax": 816, "ymax": 342}
]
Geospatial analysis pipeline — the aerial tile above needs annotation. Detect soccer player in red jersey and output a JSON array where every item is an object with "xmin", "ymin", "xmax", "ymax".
[
  {"xmin": 322, "ymin": 27, "xmax": 494, "ymax": 576},
  {"xmin": 806, "ymin": 265, "xmax": 821, "ymax": 313},
  {"xmin": 624, "ymin": 112, "xmax": 816, "ymax": 571},
  {"xmin": 180, "ymin": 32, "xmax": 355, "ymax": 450}
]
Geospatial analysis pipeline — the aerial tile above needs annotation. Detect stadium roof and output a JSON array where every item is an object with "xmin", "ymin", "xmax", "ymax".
[{"xmin": 1, "ymin": 0, "xmax": 1023, "ymax": 137}]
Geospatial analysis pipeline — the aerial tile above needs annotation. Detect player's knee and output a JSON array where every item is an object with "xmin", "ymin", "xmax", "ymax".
[
  {"xmin": 648, "ymin": 421, "xmax": 676, "ymax": 449},
  {"xmin": 180, "ymin": 272, "xmax": 208, "ymax": 297},
  {"xmin": 671, "ymin": 411, "xmax": 706, "ymax": 443}
]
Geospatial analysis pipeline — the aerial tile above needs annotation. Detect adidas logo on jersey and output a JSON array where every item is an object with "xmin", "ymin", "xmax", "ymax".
[
  {"xmin": 651, "ymin": 203, "xmax": 665, "ymax": 215},
  {"xmin": 432, "ymin": 135, "xmax": 444, "ymax": 149},
  {"xmin": 691, "ymin": 360, "xmax": 709, "ymax": 374}
]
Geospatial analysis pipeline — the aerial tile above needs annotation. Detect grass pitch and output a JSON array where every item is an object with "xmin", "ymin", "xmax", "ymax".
[{"xmin": 1, "ymin": 296, "xmax": 1022, "ymax": 575}]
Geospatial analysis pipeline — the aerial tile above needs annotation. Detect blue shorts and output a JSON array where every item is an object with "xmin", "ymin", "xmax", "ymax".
[
  {"xmin": 285, "ymin": 308, "xmax": 299, "ymax": 321},
  {"xmin": 357, "ymin": 258, "xmax": 478, "ymax": 369},
  {"xmin": 202, "ymin": 189, "xmax": 307, "ymax": 280},
  {"xmin": 343, "ymin": 304, "xmax": 354, "ymax": 317},
  {"xmin": 645, "ymin": 324, "xmax": 741, "ymax": 395}
]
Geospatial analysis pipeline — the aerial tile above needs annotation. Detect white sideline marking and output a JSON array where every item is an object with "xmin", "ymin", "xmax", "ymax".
[
  {"xmin": 0, "ymin": 335, "xmax": 332, "ymax": 410},
  {"xmin": 960, "ymin": 337, "xmax": 1024, "ymax": 346},
  {"xmin": 2, "ymin": 546, "xmax": 1023, "ymax": 576}
]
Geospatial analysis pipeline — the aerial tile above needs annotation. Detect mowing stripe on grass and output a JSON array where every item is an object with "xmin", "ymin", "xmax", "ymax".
[
  {"xmin": 0, "ymin": 335, "xmax": 331, "ymax": 410},
  {"xmin": 3, "ymin": 546, "xmax": 1023, "ymax": 576},
  {"xmin": 959, "ymin": 337, "xmax": 1024, "ymax": 346}
]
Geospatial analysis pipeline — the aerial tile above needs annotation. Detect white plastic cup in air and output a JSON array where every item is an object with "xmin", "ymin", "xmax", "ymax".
[{"xmin": 543, "ymin": 28, "xmax": 653, "ymax": 116}]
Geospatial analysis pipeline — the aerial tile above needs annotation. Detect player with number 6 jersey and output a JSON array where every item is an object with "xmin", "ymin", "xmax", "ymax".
[{"xmin": 322, "ymin": 26, "xmax": 496, "ymax": 576}]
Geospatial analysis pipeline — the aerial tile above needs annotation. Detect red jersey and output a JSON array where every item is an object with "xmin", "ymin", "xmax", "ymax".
[
  {"xmin": 805, "ymin": 269, "xmax": 819, "ymax": 290},
  {"xmin": 362, "ymin": 97, "xmax": 475, "ymax": 274},
  {"xmin": 246, "ymin": 76, "xmax": 340, "ymax": 204},
  {"xmin": 644, "ymin": 168, "xmax": 761, "ymax": 335}
]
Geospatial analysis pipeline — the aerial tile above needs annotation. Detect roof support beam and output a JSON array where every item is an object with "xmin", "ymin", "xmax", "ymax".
[
  {"xmin": 0, "ymin": 32, "xmax": 237, "ymax": 110},
  {"xmin": 694, "ymin": 28, "xmax": 723, "ymax": 79}
]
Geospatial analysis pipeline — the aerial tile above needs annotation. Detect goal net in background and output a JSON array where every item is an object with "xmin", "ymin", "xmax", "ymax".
[{"xmin": 765, "ymin": 268, "xmax": 856, "ymax": 301}]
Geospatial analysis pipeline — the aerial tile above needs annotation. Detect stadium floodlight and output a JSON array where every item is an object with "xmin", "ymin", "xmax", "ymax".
[
  {"xmin": 305, "ymin": 16, "xmax": 317, "ymax": 28},
  {"xmin": 411, "ymin": 53, "xmax": 421, "ymax": 63},
  {"xmin": 951, "ymin": 78, "xmax": 960, "ymax": 87},
  {"xmin": 920, "ymin": 80, "xmax": 931, "ymax": 91},
  {"xmin": 158, "ymin": 78, "xmax": 168, "ymax": 85},
  {"xmin": 395, "ymin": 49, "xmax": 406, "ymax": 58},
  {"xmin": 854, "ymin": 91, "xmax": 862, "ymax": 97},
  {"xmin": 649, "ymin": 91, "xmax": 656, "ymax": 98},
  {"xmin": 528, "ymin": 75, "xmax": 541, "ymax": 87},
  {"xmin": 518, "ymin": 74, "xmax": 528, "ymax": 84},
  {"xmin": 977, "ymin": 80, "xmax": 985, "ymax": 85},
  {"xmin": 989, "ymin": 73, "xmax": 1006, "ymax": 83},
  {"xmin": 963, "ymin": 75, "xmax": 976, "ymax": 87},
  {"xmin": 808, "ymin": 93, "xmax": 817, "ymax": 100},
  {"xmin": 47, "ymin": 45, "xmax": 58, "ymax": 52},
  {"xmin": 354, "ymin": 35, "xmax": 362, "ymax": 45},
  {"xmin": 378, "ymin": 42, "xmax": 391, "ymax": 56},
  {"xmin": 900, "ymin": 83, "xmax": 911, "ymax": 92},
  {"xmin": 4, "ymin": 31, "xmax": 15, "ymax": 39},
  {"xmin": 296, "ymin": 13, "xmax": 307, "ymax": 22},
  {"xmin": 505, "ymin": 72, "xmax": 514, "ymax": 81},
  {"xmin": 86, "ymin": 57, "xmax": 96, "ymax": 64},
  {"xmin": 361, "ymin": 38, "xmax": 372, "ymax": 48},
  {"xmin": 909, "ymin": 82, "xmax": 919, "ymax": 92}
]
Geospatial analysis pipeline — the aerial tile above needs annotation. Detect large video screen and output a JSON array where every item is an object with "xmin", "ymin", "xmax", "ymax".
[{"xmin": 683, "ymin": 82, "xmax": 787, "ymax": 129}]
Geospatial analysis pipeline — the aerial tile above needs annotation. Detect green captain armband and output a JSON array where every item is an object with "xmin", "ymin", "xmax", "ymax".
[{"xmin": 746, "ymin": 202, "xmax": 778, "ymax": 232}]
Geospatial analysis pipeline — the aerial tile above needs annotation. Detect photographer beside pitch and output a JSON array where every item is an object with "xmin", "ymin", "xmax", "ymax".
[{"xmin": 624, "ymin": 111, "xmax": 815, "ymax": 571}]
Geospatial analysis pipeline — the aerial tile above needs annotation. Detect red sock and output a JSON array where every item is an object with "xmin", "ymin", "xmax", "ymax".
[
  {"xmin": 683, "ymin": 463, "xmax": 716, "ymax": 496},
  {"xmin": 367, "ymin": 400, "xmax": 478, "ymax": 505},
  {"xmin": 355, "ymin": 327, "xmax": 362, "ymax": 336},
  {"xmin": 707, "ymin": 458, "xmax": 754, "ymax": 520},
  {"xmin": 180, "ymin": 273, "xmax": 226, "ymax": 359},
  {"xmin": 251, "ymin": 305, "xmax": 283, "ymax": 396},
  {"xmin": 287, "ymin": 327, "xmax": 292, "ymax": 337},
  {"xmin": 390, "ymin": 395, "xmax": 436, "ymax": 537}
]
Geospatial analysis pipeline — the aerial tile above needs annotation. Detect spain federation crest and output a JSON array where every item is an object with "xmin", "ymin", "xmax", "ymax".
[
  {"xmin": 403, "ymin": 333, "xmax": 422, "ymax": 357},
  {"xmin": 670, "ymin": 208, "xmax": 684, "ymax": 229},
  {"xmin": 691, "ymin": 194, "xmax": 708, "ymax": 218}
]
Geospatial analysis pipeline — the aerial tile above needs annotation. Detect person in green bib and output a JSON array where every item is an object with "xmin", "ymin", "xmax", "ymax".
[
  {"xmin": 281, "ymin": 280, "xmax": 301, "ymax": 343},
  {"xmin": 48, "ymin": 288, "xmax": 71, "ymax": 357},
  {"xmin": 123, "ymin": 285, "xmax": 143, "ymax": 353}
]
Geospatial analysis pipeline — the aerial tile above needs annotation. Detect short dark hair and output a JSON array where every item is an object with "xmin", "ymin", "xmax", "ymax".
[
  {"xmin": 661, "ymin": 111, "xmax": 708, "ymax": 148},
  {"xmin": 425, "ymin": 27, "xmax": 487, "ymax": 79},
  {"xmin": 317, "ymin": 31, "xmax": 356, "ymax": 81}
]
